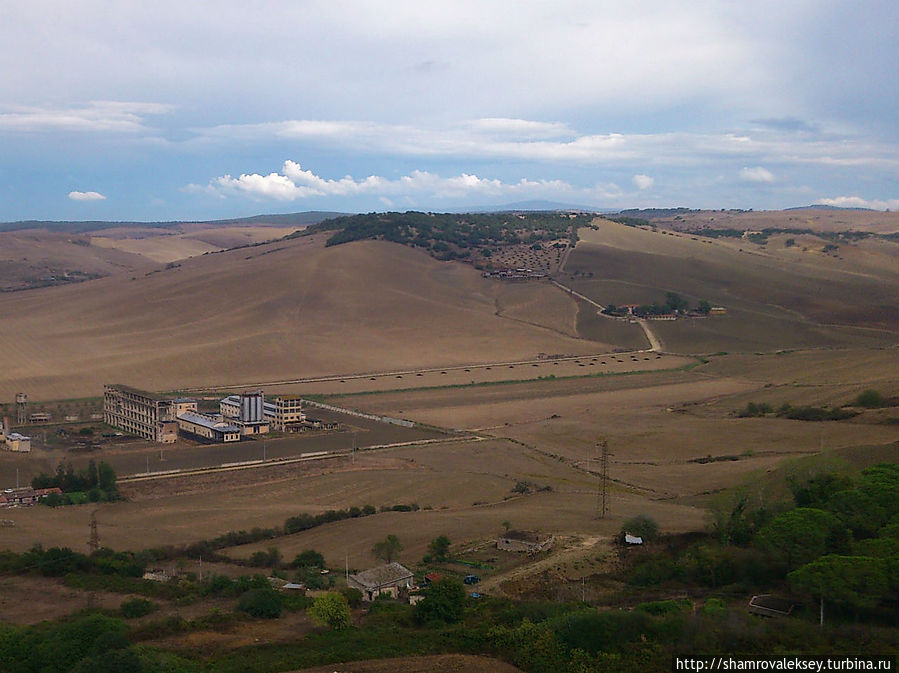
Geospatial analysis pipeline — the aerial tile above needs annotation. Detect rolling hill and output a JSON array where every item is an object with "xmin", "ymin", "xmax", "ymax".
[{"xmin": 0, "ymin": 234, "xmax": 601, "ymax": 401}]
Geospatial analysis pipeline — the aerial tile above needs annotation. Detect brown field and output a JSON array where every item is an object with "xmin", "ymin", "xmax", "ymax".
[
  {"xmin": 565, "ymin": 220, "xmax": 899, "ymax": 352},
  {"xmin": 0, "ymin": 230, "xmax": 156, "ymax": 290},
  {"xmin": 0, "ymin": 235, "xmax": 602, "ymax": 401},
  {"xmin": 647, "ymin": 207, "xmax": 899, "ymax": 234},
  {"xmin": 90, "ymin": 225, "xmax": 300, "ymax": 263},
  {"xmin": 0, "ymin": 210, "xmax": 896, "ymax": 622}
]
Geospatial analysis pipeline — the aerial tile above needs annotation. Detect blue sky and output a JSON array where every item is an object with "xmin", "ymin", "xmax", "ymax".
[{"xmin": 1, "ymin": 1, "xmax": 897, "ymax": 221}]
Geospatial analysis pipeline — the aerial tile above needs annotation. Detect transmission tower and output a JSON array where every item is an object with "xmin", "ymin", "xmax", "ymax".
[
  {"xmin": 597, "ymin": 438, "xmax": 611, "ymax": 518},
  {"xmin": 88, "ymin": 510, "xmax": 99, "ymax": 553}
]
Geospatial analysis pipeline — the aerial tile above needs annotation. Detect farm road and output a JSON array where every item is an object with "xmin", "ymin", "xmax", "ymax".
[{"xmin": 550, "ymin": 279, "xmax": 661, "ymax": 352}]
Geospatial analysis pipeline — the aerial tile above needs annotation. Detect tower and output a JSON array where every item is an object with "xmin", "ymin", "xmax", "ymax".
[
  {"xmin": 88, "ymin": 510, "xmax": 99, "ymax": 553},
  {"xmin": 597, "ymin": 438, "xmax": 611, "ymax": 518},
  {"xmin": 15, "ymin": 393, "xmax": 27, "ymax": 425}
]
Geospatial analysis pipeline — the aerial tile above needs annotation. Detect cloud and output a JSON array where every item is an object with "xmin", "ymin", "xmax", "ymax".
[
  {"xmin": 0, "ymin": 101, "xmax": 174, "ymax": 133},
  {"xmin": 632, "ymin": 174, "xmax": 654, "ymax": 190},
  {"xmin": 68, "ymin": 190, "xmax": 106, "ymax": 201},
  {"xmin": 190, "ymin": 161, "xmax": 586, "ymax": 203},
  {"xmin": 818, "ymin": 196, "xmax": 899, "ymax": 211},
  {"xmin": 739, "ymin": 166, "xmax": 775, "ymax": 183},
  {"xmin": 189, "ymin": 118, "xmax": 899, "ymax": 172}
]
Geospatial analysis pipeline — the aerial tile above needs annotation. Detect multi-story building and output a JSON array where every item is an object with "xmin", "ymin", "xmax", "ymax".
[
  {"xmin": 103, "ymin": 384, "xmax": 191, "ymax": 443},
  {"xmin": 220, "ymin": 392, "xmax": 303, "ymax": 431}
]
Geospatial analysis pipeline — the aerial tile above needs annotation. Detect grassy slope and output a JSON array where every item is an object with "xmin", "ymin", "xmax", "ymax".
[
  {"xmin": 565, "ymin": 220, "xmax": 899, "ymax": 353},
  {"xmin": 0, "ymin": 235, "xmax": 601, "ymax": 400}
]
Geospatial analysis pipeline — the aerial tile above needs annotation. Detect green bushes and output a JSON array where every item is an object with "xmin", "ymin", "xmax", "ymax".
[
  {"xmin": 414, "ymin": 579, "xmax": 466, "ymax": 625},
  {"xmin": 119, "ymin": 597, "xmax": 156, "ymax": 619},
  {"xmin": 237, "ymin": 588, "xmax": 283, "ymax": 619}
]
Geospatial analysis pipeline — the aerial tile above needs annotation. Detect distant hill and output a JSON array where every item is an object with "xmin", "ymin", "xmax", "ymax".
[
  {"xmin": 785, "ymin": 204, "xmax": 875, "ymax": 212},
  {"xmin": 0, "ymin": 211, "xmax": 344, "ymax": 234}
]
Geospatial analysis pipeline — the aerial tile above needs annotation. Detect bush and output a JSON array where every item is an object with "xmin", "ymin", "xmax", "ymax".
[
  {"xmin": 855, "ymin": 390, "xmax": 885, "ymax": 408},
  {"xmin": 621, "ymin": 514, "xmax": 660, "ymax": 543},
  {"xmin": 414, "ymin": 578, "xmax": 466, "ymax": 625},
  {"xmin": 308, "ymin": 592, "xmax": 351, "ymax": 630},
  {"xmin": 120, "ymin": 597, "xmax": 155, "ymax": 619},
  {"xmin": 341, "ymin": 587, "xmax": 363, "ymax": 608},
  {"xmin": 237, "ymin": 588, "xmax": 283, "ymax": 619}
]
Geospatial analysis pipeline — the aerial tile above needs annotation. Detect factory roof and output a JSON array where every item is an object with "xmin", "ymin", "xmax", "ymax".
[
  {"xmin": 177, "ymin": 412, "xmax": 240, "ymax": 433},
  {"xmin": 105, "ymin": 384, "xmax": 171, "ymax": 402}
]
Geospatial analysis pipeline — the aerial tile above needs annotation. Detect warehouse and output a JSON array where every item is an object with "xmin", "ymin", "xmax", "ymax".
[{"xmin": 176, "ymin": 411, "xmax": 241, "ymax": 443}]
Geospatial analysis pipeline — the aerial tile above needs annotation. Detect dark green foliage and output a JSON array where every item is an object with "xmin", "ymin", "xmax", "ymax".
[
  {"xmin": 340, "ymin": 587, "xmax": 363, "ymax": 608},
  {"xmin": 38, "ymin": 547, "xmax": 90, "ymax": 576},
  {"xmin": 428, "ymin": 535, "xmax": 451, "ymax": 562},
  {"xmin": 789, "ymin": 555, "xmax": 892, "ymax": 611},
  {"xmin": 414, "ymin": 578, "xmax": 466, "ymax": 625},
  {"xmin": 634, "ymin": 599, "xmax": 691, "ymax": 615},
  {"xmin": 372, "ymin": 534, "xmax": 403, "ymax": 563},
  {"xmin": 620, "ymin": 514, "xmax": 660, "ymax": 543},
  {"xmin": 32, "ymin": 460, "xmax": 120, "ymax": 503},
  {"xmin": 306, "ymin": 211, "xmax": 587, "ymax": 261},
  {"xmin": 755, "ymin": 508, "xmax": 847, "ymax": 571},
  {"xmin": 854, "ymin": 389, "xmax": 885, "ymax": 408},
  {"xmin": 237, "ymin": 587, "xmax": 283, "ymax": 619},
  {"xmin": 736, "ymin": 402, "xmax": 857, "ymax": 421},
  {"xmin": 736, "ymin": 401, "xmax": 773, "ymax": 417},
  {"xmin": 789, "ymin": 472, "xmax": 855, "ymax": 508},
  {"xmin": 697, "ymin": 299, "xmax": 712, "ymax": 315},
  {"xmin": 292, "ymin": 549, "xmax": 326, "ymax": 569},
  {"xmin": 0, "ymin": 614, "xmax": 130, "ymax": 673},
  {"xmin": 120, "ymin": 597, "xmax": 156, "ymax": 619}
]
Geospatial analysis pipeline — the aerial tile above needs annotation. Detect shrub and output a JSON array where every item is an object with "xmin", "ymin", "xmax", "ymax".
[
  {"xmin": 237, "ymin": 588, "xmax": 283, "ymax": 619},
  {"xmin": 308, "ymin": 592, "xmax": 351, "ymax": 630},
  {"xmin": 414, "ymin": 578, "xmax": 466, "ymax": 625},
  {"xmin": 855, "ymin": 390, "xmax": 884, "ymax": 408},
  {"xmin": 120, "ymin": 597, "xmax": 155, "ymax": 619},
  {"xmin": 620, "ymin": 514, "xmax": 660, "ymax": 543}
]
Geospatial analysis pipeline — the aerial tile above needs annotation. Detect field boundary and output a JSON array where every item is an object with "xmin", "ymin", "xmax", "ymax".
[{"xmin": 117, "ymin": 435, "xmax": 484, "ymax": 484}]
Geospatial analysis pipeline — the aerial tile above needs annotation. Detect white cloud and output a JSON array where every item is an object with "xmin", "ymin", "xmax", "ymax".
[
  {"xmin": 189, "ymin": 118, "xmax": 899, "ymax": 172},
  {"xmin": 818, "ymin": 196, "xmax": 899, "ymax": 211},
  {"xmin": 739, "ymin": 166, "xmax": 775, "ymax": 183},
  {"xmin": 68, "ymin": 190, "xmax": 106, "ymax": 201},
  {"xmin": 632, "ymin": 174, "xmax": 654, "ymax": 190},
  {"xmin": 0, "ymin": 101, "xmax": 174, "ymax": 133},
  {"xmin": 190, "ymin": 161, "xmax": 585, "ymax": 203}
]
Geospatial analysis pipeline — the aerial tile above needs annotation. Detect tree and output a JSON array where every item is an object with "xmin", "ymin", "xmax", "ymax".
[
  {"xmin": 755, "ymin": 508, "xmax": 843, "ymax": 571},
  {"xmin": 789, "ymin": 555, "xmax": 890, "ymax": 625},
  {"xmin": 620, "ymin": 514, "xmax": 659, "ymax": 543},
  {"xmin": 237, "ymin": 588, "xmax": 283, "ymax": 619},
  {"xmin": 428, "ymin": 536, "xmax": 451, "ymax": 562},
  {"xmin": 854, "ymin": 389, "xmax": 884, "ymax": 408},
  {"xmin": 308, "ymin": 592, "xmax": 351, "ymax": 630},
  {"xmin": 697, "ymin": 299, "xmax": 712, "ymax": 315},
  {"xmin": 97, "ymin": 462, "xmax": 117, "ymax": 493},
  {"xmin": 372, "ymin": 534, "xmax": 403, "ymax": 563},
  {"xmin": 414, "ymin": 578, "xmax": 466, "ymax": 625},
  {"xmin": 292, "ymin": 549, "xmax": 325, "ymax": 569}
]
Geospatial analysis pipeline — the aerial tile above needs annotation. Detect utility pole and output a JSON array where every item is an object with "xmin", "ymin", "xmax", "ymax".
[
  {"xmin": 597, "ymin": 438, "xmax": 611, "ymax": 518},
  {"xmin": 88, "ymin": 510, "xmax": 99, "ymax": 553}
]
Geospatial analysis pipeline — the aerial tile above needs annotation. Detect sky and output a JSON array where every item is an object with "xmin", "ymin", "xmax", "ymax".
[{"xmin": 1, "ymin": 1, "xmax": 897, "ymax": 221}]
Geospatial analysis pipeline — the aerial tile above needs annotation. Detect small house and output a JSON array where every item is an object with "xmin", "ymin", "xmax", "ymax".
[{"xmin": 348, "ymin": 562, "xmax": 414, "ymax": 601}]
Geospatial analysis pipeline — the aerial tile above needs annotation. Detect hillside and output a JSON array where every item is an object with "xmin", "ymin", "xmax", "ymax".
[
  {"xmin": 564, "ymin": 219, "xmax": 899, "ymax": 353},
  {"xmin": 618, "ymin": 207, "xmax": 899, "ymax": 235},
  {"xmin": 0, "ymin": 235, "xmax": 601, "ymax": 400}
]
